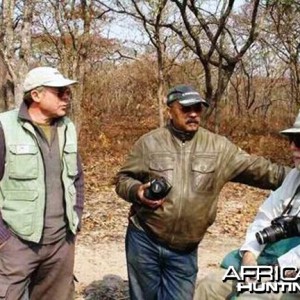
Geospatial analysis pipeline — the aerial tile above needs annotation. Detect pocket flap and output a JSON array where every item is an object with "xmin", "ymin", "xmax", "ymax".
[
  {"xmin": 9, "ymin": 145, "xmax": 38, "ymax": 155},
  {"xmin": 192, "ymin": 161, "xmax": 215, "ymax": 173},
  {"xmin": 64, "ymin": 144, "xmax": 77, "ymax": 154},
  {"xmin": 5, "ymin": 190, "xmax": 38, "ymax": 201},
  {"xmin": 149, "ymin": 160, "xmax": 174, "ymax": 171}
]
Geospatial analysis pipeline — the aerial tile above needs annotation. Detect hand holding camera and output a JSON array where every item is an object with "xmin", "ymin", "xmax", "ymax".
[
  {"xmin": 136, "ymin": 177, "xmax": 172, "ymax": 209},
  {"xmin": 144, "ymin": 177, "xmax": 172, "ymax": 201}
]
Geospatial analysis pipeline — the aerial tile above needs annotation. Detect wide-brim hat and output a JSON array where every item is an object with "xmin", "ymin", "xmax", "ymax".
[
  {"xmin": 166, "ymin": 84, "xmax": 209, "ymax": 107},
  {"xmin": 281, "ymin": 111, "xmax": 300, "ymax": 135},
  {"xmin": 24, "ymin": 67, "xmax": 77, "ymax": 92}
]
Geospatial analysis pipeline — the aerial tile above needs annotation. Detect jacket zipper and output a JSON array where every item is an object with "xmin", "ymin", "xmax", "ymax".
[
  {"xmin": 24, "ymin": 123, "xmax": 47, "ymax": 241},
  {"xmin": 171, "ymin": 140, "xmax": 185, "ymax": 243}
]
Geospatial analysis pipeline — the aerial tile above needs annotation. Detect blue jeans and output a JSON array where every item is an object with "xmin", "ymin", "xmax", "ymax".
[{"xmin": 126, "ymin": 223, "xmax": 198, "ymax": 300}]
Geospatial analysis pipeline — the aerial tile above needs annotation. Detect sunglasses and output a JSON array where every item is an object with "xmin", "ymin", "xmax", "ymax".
[
  {"xmin": 288, "ymin": 135, "xmax": 300, "ymax": 148},
  {"xmin": 180, "ymin": 104, "xmax": 203, "ymax": 113},
  {"xmin": 44, "ymin": 87, "xmax": 72, "ymax": 98}
]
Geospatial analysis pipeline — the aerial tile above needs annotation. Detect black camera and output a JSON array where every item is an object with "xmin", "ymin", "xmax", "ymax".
[
  {"xmin": 144, "ymin": 177, "xmax": 172, "ymax": 201},
  {"xmin": 255, "ymin": 216, "xmax": 300, "ymax": 245}
]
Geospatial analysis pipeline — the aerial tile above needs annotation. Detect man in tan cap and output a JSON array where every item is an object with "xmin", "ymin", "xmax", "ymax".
[{"xmin": 0, "ymin": 67, "xmax": 84, "ymax": 300}]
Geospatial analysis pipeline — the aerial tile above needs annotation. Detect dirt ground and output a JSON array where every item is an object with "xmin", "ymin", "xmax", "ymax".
[
  {"xmin": 74, "ymin": 225, "xmax": 243, "ymax": 281},
  {"xmin": 74, "ymin": 230, "xmax": 242, "ymax": 299},
  {"xmin": 73, "ymin": 183, "xmax": 270, "ymax": 299}
]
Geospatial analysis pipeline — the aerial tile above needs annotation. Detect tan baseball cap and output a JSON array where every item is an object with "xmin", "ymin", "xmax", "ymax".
[{"xmin": 23, "ymin": 67, "xmax": 77, "ymax": 92}]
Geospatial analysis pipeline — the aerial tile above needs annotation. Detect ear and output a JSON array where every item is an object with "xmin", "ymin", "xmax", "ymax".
[{"xmin": 30, "ymin": 89, "xmax": 42, "ymax": 103}]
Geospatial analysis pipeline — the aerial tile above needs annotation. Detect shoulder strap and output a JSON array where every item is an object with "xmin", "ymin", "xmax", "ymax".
[{"xmin": 282, "ymin": 184, "xmax": 300, "ymax": 215}]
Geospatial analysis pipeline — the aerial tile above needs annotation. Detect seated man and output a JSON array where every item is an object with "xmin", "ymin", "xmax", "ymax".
[{"xmin": 195, "ymin": 112, "xmax": 300, "ymax": 300}]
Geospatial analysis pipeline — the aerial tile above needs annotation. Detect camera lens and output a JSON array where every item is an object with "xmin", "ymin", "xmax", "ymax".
[
  {"xmin": 144, "ymin": 178, "xmax": 172, "ymax": 201},
  {"xmin": 255, "ymin": 226, "xmax": 285, "ymax": 245},
  {"xmin": 151, "ymin": 181, "xmax": 164, "ymax": 194},
  {"xmin": 255, "ymin": 231, "xmax": 266, "ymax": 245}
]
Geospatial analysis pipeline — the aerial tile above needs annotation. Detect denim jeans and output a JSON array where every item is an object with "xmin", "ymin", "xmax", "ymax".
[{"xmin": 126, "ymin": 223, "xmax": 198, "ymax": 300}]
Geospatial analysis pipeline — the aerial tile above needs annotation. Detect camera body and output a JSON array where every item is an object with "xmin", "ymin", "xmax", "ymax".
[
  {"xmin": 255, "ymin": 215, "xmax": 300, "ymax": 245},
  {"xmin": 144, "ymin": 177, "xmax": 172, "ymax": 201}
]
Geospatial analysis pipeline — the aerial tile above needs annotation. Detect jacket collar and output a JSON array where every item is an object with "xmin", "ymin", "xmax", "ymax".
[
  {"xmin": 18, "ymin": 102, "xmax": 32, "ymax": 123},
  {"xmin": 17, "ymin": 102, "xmax": 68, "ymax": 126}
]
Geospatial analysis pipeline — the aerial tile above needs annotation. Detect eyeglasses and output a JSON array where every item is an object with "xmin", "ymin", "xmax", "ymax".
[
  {"xmin": 288, "ymin": 135, "xmax": 300, "ymax": 148},
  {"xmin": 44, "ymin": 87, "xmax": 72, "ymax": 98}
]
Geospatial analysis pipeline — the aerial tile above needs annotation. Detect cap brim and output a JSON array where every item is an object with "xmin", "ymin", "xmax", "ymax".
[
  {"xmin": 281, "ymin": 128, "xmax": 300, "ymax": 135},
  {"xmin": 179, "ymin": 98, "xmax": 209, "ymax": 107},
  {"xmin": 43, "ymin": 78, "xmax": 77, "ymax": 87}
]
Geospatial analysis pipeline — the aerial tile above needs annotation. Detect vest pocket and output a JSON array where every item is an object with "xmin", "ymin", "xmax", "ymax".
[
  {"xmin": 8, "ymin": 145, "xmax": 38, "ymax": 179},
  {"xmin": 191, "ymin": 155, "xmax": 216, "ymax": 192},
  {"xmin": 2, "ymin": 191, "xmax": 38, "ymax": 236},
  {"xmin": 68, "ymin": 185, "xmax": 76, "ymax": 203},
  {"xmin": 63, "ymin": 144, "xmax": 78, "ymax": 177},
  {"xmin": 68, "ymin": 185, "xmax": 79, "ymax": 229}
]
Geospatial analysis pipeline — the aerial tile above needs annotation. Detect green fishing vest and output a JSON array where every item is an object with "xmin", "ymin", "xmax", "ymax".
[{"xmin": 0, "ymin": 109, "xmax": 79, "ymax": 243}]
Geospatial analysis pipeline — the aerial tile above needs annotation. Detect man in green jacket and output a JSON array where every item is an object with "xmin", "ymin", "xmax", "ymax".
[
  {"xmin": 0, "ymin": 67, "xmax": 84, "ymax": 300},
  {"xmin": 115, "ymin": 84, "xmax": 289, "ymax": 300}
]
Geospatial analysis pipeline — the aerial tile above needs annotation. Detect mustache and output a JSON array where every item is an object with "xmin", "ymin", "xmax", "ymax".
[{"xmin": 186, "ymin": 119, "xmax": 199, "ymax": 124}]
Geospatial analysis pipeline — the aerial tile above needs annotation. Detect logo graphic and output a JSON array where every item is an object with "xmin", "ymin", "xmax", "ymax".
[{"xmin": 223, "ymin": 266, "xmax": 300, "ymax": 293}]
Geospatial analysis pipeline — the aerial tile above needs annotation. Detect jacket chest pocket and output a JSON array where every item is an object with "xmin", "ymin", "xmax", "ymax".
[
  {"xmin": 63, "ymin": 144, "xmax": 78, "ymax": 177},
  {"xmin": 191, "ymin": 155, "xmax": 217, "ymax": 193},
  {"xmin": 8, "ymin": 145, "xmax": 39, "ymax": 179},
  {"xmin": 149, "ymin": 155, "xmax": 174, "ymax": 184}
]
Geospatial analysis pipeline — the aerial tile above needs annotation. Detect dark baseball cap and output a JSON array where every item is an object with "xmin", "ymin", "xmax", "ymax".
[{"xmin": 166, "ymin": 84, "xmax": 209, "ymax": 107}]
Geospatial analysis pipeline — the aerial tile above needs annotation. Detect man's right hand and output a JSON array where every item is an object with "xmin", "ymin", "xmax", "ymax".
[
  {"xmin": 242, "ymin": 251, "xmax": 257, "ymax": 267},
  {"xmin": 241, "ymin": 251, "xmax": 257, "ymax": 283},
  {"xmin": 136, "ymin": 182, "xmax": 165, "ymax": 209}
]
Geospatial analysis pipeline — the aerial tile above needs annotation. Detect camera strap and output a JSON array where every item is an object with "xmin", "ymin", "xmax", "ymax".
[{"xmin": 281, "ymin": 184, "xmax": 300, "ymax": 216}]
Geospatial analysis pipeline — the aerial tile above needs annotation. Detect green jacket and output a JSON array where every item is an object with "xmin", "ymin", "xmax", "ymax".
[
  {"xmin": 116, "ymin": 125, "xmax": 289, "ymax": 252},
  {"xmin": 0, "ymin": 109, "xmax": 79, "ymax": 243}
]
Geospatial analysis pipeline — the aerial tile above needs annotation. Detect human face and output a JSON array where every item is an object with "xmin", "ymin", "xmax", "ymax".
[
  {"xmin": 168, "ymin": 101, "xmax": 202, "ymax": 133},
  {"xmin": 33, "ymin": 86, "xmax": 72, "ymax": 119},
  {"xmin": 289, "ymin": 134, "xmax": 300, "ymax": 168}
]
